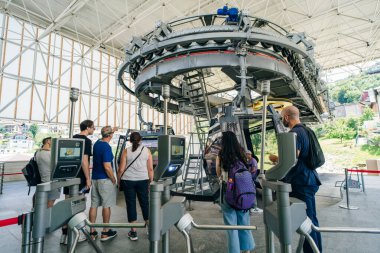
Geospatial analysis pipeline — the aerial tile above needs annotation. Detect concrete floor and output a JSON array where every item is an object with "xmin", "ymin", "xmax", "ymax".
[{"xmin": 1, "ymin": 173, "xmax": 380, "ymax": 253}]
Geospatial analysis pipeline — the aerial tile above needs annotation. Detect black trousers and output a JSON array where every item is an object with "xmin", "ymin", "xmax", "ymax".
[
  {"xmin": 121, "ymin": 179, "xmax": 149, "ymax": 222},
  {"xmin": 290, "ymin": 185, "xmax": 322, "ymax": 253}
]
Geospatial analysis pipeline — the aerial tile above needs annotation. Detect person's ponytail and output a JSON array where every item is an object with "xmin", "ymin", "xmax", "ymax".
[
  {"xmin": 132, "ymin": 140, "xmax": 139, "ymax": 152},
  {"xmin": 130, "ymin": 132, "xmax": 142, "ymax": 152}
]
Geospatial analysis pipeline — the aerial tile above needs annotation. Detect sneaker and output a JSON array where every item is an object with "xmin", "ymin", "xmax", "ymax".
[
  {"xmin": 100, "ymin": 229, "xmax": 117, "ymax": 241},
  {"xmin": 90, "ymin": 231, "xmax": 98, "ymax": 240},
  {"xmin": 78, "ymin": 231, "xmax": 87, "ymax": 242},
  {"xmin": 60, "ymin": 234, "xmax": 67, "ymax": 245},
  {"xmin": 128, "ymin": 230, "xmax": 138, "ymax": 241},
  {"xmin": 250, "ymin": 207, "xmax": 263, "ymax": 214}
]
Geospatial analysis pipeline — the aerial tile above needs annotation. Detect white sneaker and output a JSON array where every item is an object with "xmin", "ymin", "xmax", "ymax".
[{"xmin": 250, "ymin": 207, "xmax": 263, "ymax": 214}]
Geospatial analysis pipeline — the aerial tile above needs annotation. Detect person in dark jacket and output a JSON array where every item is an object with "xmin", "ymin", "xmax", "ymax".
[{"xmin": 281, "ymin": 105, "xmax": 322, "ymax": 253}]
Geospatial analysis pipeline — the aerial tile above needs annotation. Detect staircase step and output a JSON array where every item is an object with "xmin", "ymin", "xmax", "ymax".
[
  {"xmin": 185, "ymin": 73, "xmax": 200, "ymax": 80},
  {"xmin": 190, "ymin": 93, "xmax": 206, "ymax": 99},
  {"xmin": 187, "ymin": 80, "xmax": 200, "ymax": 86},
  {"xmin": 189, "ymin": 87, "xmax": 202, "ymax": 92},
  {"xmin": 192, "ymin": 99, "xmax": 205, "ymax": 104}
]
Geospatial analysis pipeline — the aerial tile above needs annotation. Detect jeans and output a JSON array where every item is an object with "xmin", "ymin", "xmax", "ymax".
[
  {"xmin": 221, "ymin": 199, "xmax": 255, "ymax": 253},
  {"xmin": 291, "ymin": 185, "xmax": 322, "ymax": 253},
  {"xmin": 122, "ymin": 180, "xmax": 149, "ymax": 222}
]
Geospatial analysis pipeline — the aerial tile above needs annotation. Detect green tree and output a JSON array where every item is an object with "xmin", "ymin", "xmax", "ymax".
[
  {"xmin": 326, "ymin": 119, "xmax": 356, "ymax": 143},
  {"xmin": 334, "ymin": 86, "xmax": 361, "ymax": 104},
  {"xmin": 329, "ymin": 72, "xmax": 380, "ymax": 104},
  {"xmin": 346, "ymin": 118, "xmax": 359, "ymax": 129},
  {"xmin": 251, "ymin": 133, "xmax": 261, "ymax": 153},
  {"xmin": 360, "ymin": 107, "xmax": 375, "ymax": 123},
  {"xmin": 29, "ymin": 124, "xmax": 39, "ymax": 140}
]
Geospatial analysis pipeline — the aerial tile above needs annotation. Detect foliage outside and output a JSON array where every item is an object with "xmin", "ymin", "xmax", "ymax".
[
  {"xmin": 28, "ymin": 124, "xmax": 39, "ymax": 140},
  {"xmin": 251, "ymin": 111, "xmax": 380, "ymax": 171},
  {"xmin": 329, "ymin": 73, "xmax": 380, "ymax": 104}
]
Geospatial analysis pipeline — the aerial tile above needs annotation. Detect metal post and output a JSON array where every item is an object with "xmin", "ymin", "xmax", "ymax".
[
  {"xmin": 68, "ymin": 88, "xmax": 79, "ymax": 138},
  {"xmin": 162, "ymin": 182, "xmax": 171, "ymax": 253},
  {"xmin": 339, "ymin": 168, "xmax": 359, "ymax": 210},
  {"xmin": 277, "ymin": 188, "xmax": 292, "ymax": 253},
  {"xmin": 32, "ymin": 190, "xmax": 48, "ymax": 253},
  {"xmin": 361, "ymin": 172, "xmax": 365, "ymax": 193},
  {"xmin": 0, "ymin": 162, "xmax": 4, "ymax": 194},
  {"xmin": 263, "ymin": 185, "xmax": 275, "ymax": 253},
  {"xmin": 237, "ymin": 48, "xmax": 248, "ymax": 109},
  {"xmin": 0, "ymin": 15, "xmax": 6, "ymax": 68},
  {"xmin": 162, "ymin": 85, "xmax": 170, "ymax": 135},
  {"xmin": 149, "ymin": 182, "xmax": 163, "ymax": 253},
  {"xmin": 259, "ymin": 80, "xmax": 273, "ymax": 253},
  {"xmin": 260, "ymin": 80, "xmax": 270, "ymax": 175},
  {"xmin": 21, "ymin": 212, "xmax": 33, "ymax": 253}
]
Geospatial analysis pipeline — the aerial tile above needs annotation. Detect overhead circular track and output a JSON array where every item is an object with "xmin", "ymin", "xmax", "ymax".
[{"xmin": 118, "ymin": 8, "xmax": 329, "ymax": 121}]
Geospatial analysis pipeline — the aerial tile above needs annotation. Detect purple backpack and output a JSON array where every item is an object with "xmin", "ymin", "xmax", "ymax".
[{"xmin": 225, "ymin": 160, "xmax": 256, "ymax": 210}]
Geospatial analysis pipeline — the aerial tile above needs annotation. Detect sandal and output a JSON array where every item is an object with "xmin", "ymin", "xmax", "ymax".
[{"xmin": 90, "ymin": 230, "xmax": 98, "ymax": 240}]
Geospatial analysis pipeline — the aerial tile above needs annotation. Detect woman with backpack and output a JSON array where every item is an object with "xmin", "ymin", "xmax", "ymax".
[{"xmin": 216, "ymin": 131, "xmax": 255, "ymax": 253}]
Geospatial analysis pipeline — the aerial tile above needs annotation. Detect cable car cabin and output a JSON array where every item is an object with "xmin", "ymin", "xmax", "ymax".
[{"xmin": 171, "ymin": 103, "xmax": 287, "ymax": 201}]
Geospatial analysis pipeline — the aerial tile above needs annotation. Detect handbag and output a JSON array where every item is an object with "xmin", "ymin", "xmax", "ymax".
[{"xmin": 119, "ymin": 147, "xmax": 145, "ymax": 191}]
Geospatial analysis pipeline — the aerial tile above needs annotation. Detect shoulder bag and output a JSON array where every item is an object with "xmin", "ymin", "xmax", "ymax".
[{"xmin": 119, "ymin": 146, "xmax": 145, "ymax": 191}]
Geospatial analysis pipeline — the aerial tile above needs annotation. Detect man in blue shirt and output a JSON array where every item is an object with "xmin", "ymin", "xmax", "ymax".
[
  {"xmin": 281, "ymin": 105, "xmax": 322, "ymax": 253},
  {"xmin": 89, "ymin": 126, "xmax": 118, "ymax": 241}
]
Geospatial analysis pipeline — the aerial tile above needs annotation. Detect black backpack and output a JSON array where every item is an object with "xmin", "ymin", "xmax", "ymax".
[
  {"xmin": 21, "ymin": 152, "xmax": 41, "ymax": 195},
  {"xmin": 299, "ymin": 124, "xmax": 325, "ymax": 170}
]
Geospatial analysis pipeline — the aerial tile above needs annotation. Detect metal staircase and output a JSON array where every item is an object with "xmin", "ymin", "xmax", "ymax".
[
  {"xmin": 181, "ymin": 132, "xmax": 209, "ymax": 194},
  {"xmin": 185, "ymin": 70, "xmax": 211, "ymax": 147},
  {"xmin": 181, "ymin": 70, "xmax": 212, "ymax": 194}
]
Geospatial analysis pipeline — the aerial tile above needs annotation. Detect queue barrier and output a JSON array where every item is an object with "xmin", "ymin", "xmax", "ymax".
[
  {"xmin": 0, "ymin": 160, "xmax": 24, "ymax": 194},
  {"xmin": 0, "ymin": 216, "xmax": 19, "ymax": 227},
  {"xmin": 339, "ymin": 168, "xmax": 380, "ymax": 210},
  {"xmin": 0, "ymin": 162, "xmax": 4, "ymax": 194}
]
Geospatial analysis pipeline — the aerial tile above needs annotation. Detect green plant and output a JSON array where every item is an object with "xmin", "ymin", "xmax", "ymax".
[
  {"xmin": 29, "ymin": 124, "xmax": 39, "ymax": 140},
  {"xmin": 368, "ymin": 135, "xmax": 380, "ymax": 146},
  {"xmin": 346, "ymin": 118, "xmax": 359, "ymax": 130},
  {"xmin": 360, "ymin": 144, "xmax": 380, "ymax": 156},
  {"xmin": 360, "ymin": 107, "xmax": 375, "ymax": 123},
  {"xmin": 328, "ymin": 72, "xmax": 380, "ymax": 104},
  {"xmin": 326, "ymin": 119, "xmax": 356, "ymax": 143},
  {"xmin": 251, "ymin": 133, "xmax": 261, "ymax": 153},
  {"xmin": 314, "ymin": 126, "xmax": 326, "ymax": 138}
]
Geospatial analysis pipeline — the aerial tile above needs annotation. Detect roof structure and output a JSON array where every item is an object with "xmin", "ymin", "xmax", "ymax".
[{"xmin": 1, "ymin": 0, "xmax": 379, "ymax": 71}]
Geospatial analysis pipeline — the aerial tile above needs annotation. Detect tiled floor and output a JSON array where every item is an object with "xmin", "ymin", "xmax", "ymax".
[{"xmin": 1, "ymin": 173, "xmax": 380, "ymax": 252}]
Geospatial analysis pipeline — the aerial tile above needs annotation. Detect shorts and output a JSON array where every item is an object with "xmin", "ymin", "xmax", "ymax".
[
  {"xmin": 48, "ymin": 188, "xmax": 61, "ymax": 201},
  {"xmin": 91, "ymin": 179, "xmax": 116, "ymax": 208}
]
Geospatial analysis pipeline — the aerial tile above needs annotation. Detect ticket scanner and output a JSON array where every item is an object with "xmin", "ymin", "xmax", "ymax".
[
  {"xmin": 154, "ymin": 135, "xmax": 186, "ymax": 181},
  {"xmin": 261, "ymin": 132, "xmax": 310, "ymax": 253},
  {"xmin": 28, "ymin": 138, "xmax": 90, "ymax": 253},
  {"xmin": 50, "ymin": 138, "xmax": 84, "ymax": 180},
  {"xmin": 265, "ymin": 132, "xmax": 297, "ymax": 180},
  {"xmin": 149, "ymin": 135, "xmax": 187, "ymax": 253}
]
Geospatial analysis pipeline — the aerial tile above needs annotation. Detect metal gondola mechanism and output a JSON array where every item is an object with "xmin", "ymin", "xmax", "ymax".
[{"xmin": 118, "ymin": 5, "xmax": 330, "ymax": 201}]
